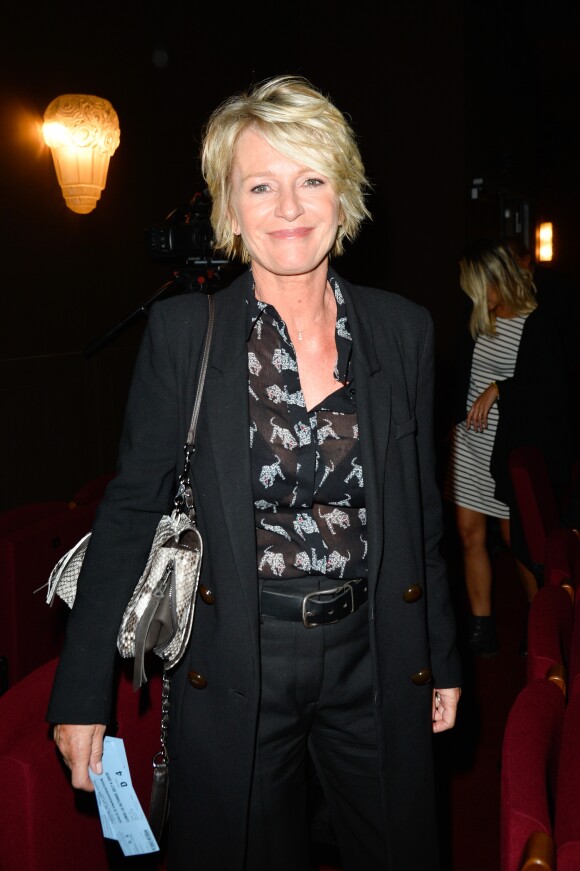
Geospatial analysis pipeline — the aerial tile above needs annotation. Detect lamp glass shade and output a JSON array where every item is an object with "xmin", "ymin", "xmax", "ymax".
[
  {"xmin": 536, "ymin": 221, "xmax": 554, "ymax": 262},
  {"xmin": 43, "ymin": 94, "xmax": 120, "ymax": 214}
]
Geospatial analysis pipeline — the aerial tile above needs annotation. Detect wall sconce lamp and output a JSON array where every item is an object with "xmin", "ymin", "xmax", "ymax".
[
  {"xmin": 536, "ymin": 221, "xmax": 554, "ymax": 263},
  {"xmin": 42, "ymin": 94, "xmax": 120, "ymax": 214}
]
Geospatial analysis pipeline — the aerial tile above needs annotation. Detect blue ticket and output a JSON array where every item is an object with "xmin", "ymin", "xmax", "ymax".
[
  {"xmin": 92, "ymin": 736, "xmax": 131, "ymax": 840},
  {"xmin": 89, "ymin": 736, "xmax": 160, "ymax": 856},
  {"xmin": 93, "ymin": 779, "xmax": 114, "ymax": 840}
]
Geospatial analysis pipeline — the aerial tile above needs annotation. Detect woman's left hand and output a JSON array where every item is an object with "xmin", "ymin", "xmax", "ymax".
[
  {"xmin": 465, "ymin": 383, "xmax": 499, "ymax": 432},
  {"xmin": 432, "ymin": 687, "xmax": 462, "ymax": 732}
]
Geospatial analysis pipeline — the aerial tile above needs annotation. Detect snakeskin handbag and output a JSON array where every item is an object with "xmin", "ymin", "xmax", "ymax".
[{"xmin": 46, "ymin": 293, "xmax": 215, "ymax": 691}]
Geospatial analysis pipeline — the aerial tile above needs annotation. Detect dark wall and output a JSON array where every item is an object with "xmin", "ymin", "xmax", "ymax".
[{"xmin": 1, "ymin": 2, "xmax": 579, "ymax": 511}]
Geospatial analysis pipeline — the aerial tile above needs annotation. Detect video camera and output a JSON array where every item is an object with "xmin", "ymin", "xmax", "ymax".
[{"xmin": 145, "ymin": 191, "xmax": 228, "ymax": 266}]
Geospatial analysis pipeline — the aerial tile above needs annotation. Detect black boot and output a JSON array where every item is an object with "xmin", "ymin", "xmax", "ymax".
[{"xmin": 468, "ymin": 615, "xmax": 499, "ymax": 657}]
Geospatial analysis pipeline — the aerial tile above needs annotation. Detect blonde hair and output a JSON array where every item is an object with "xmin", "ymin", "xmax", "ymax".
[
  {"xmin": 200, "ymin": 75, "xmax": 372, "ymax": 263},
  {"xmin": 459, "ymin": 239, "xmax": 538, "ymax": 338}
]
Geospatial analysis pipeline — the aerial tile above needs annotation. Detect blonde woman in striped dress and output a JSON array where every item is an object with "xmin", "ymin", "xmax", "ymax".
[{"xmin": 445, "ymin": 239, "xmax": 560, "ymax": 656}]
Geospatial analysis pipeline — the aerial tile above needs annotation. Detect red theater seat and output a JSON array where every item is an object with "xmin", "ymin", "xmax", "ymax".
[
  {"xmin": 500, "ymin": 678, "xmax": 564, "ymax": 871},
  {"xmin": 526, "ymin": 584, "xmax": 574, "ymax": 689},
  {"xmin": 554, "ymin": 693, "xmax": 580, "ymax": 870},
  {"xmin": 0, "ymin": 475, "xmax": 114, "ymax": 689},
  {"xmin": 543, "ymin": 526, "xmax": 580, "ymax": 598},
  {"xmin": 0, "ymin": 501, "xmax": 98, "ymax": 687},
  {"xmin": 566, "ymin": 587, "xmax": 580, "ymax": 699},
  {"xmin": 509, "ymin": 445, "xmax": 561, "ymax": 580}
]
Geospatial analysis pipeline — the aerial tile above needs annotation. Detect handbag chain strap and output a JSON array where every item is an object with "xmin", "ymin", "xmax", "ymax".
[
  {"xmin": 149, "ymin": 668, "xmax": 171, "ymax": 840},
  {"xmin": 174, "ymin": 293, "xmax": 216, "ymax": 518},
  {"xmin": 151, "ymin": 669, "xmax": 171, "ymax": 770}
]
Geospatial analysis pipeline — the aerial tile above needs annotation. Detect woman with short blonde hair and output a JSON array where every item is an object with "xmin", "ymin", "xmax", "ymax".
[{"xmin": 201, "ymin": 75, "xmax": 371, "ymax": 262}]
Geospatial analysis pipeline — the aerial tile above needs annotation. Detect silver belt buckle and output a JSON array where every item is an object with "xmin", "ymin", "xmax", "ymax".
[{"xmin": 301, "ymin": 581, "xmax": 354, "ymax": 628}]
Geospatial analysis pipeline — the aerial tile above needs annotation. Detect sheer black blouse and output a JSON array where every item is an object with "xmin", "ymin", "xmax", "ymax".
[{"xmin": 245, "ymin": 274, "xmax": 368, "ymax": 581}]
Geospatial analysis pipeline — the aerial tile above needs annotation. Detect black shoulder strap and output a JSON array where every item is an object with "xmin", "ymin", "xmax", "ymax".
[
  {"xmin": 186, "ymin": 293, "xmax": 215, "ymax": 448},
  {"xmin": 175, "ymin": 293, "xmax": 215, "ymax": 517}
]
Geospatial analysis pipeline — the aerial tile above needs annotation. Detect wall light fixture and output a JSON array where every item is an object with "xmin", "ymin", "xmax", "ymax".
[
  {"xmin": 536, "ymin": 221, "xmax": 554, "ymax": 262},
  {"xmin": 42, "ymin": 94, "xmax": 120, "ymax": 214}
]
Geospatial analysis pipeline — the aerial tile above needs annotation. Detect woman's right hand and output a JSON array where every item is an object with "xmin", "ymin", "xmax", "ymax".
[
  {"xmin": 53, "ymin": 723, "xmax": 107, "ymax": 792},
  {"xmin": 465, "ymin": 382, "xmax": 499, "ymax": 432}
]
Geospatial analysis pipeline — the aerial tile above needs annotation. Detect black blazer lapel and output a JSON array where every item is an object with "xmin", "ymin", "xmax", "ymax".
[
  {"xmin": 204, "ymin": 280, "xmax": 260, "ymax": 618},
  {"xmin": 338, "ymin": 275, "xmax": 392, "ymax": 594}
]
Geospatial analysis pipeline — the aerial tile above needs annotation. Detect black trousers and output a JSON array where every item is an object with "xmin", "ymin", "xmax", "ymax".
[{"xmin": 245, "ymin": 579, "xmax": 388, "ymax": 871}]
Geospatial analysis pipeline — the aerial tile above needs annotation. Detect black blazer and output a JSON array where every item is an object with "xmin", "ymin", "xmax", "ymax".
[{"xmin": 48, "ymin": 267, "xmax": 461, "ymax": 871}]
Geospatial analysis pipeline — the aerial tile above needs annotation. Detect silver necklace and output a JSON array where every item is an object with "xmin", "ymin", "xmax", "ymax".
[{"xmin": 254, "ymin": 282, "xmax": 329, "ymax": 343}]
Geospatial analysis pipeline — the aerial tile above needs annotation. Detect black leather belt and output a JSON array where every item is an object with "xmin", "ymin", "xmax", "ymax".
[{"xmin": 261, "ymin": 578, "xmax": 368, "ymax": 628}]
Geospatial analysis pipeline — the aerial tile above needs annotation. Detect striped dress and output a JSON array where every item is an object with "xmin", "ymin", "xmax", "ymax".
[{"xmin": 444, "ymin": 314, "xmax": 528, "ymax": 518}]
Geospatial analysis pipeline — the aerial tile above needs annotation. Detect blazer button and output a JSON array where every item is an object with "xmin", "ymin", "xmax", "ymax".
[
  {"xmin": 199, "ymin": 584, "xmax": 216, "ymax": 604},
  {"xmin": 188, "ymin": 670, "xmax": 208, "ymax": 689},
  {"xmin": 402, "ymin": 584, "xmax": 423, "ymax": 603},
  {"xmin": 411, "ymin": 668, "xmax": 433, "ymax": 686}
]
